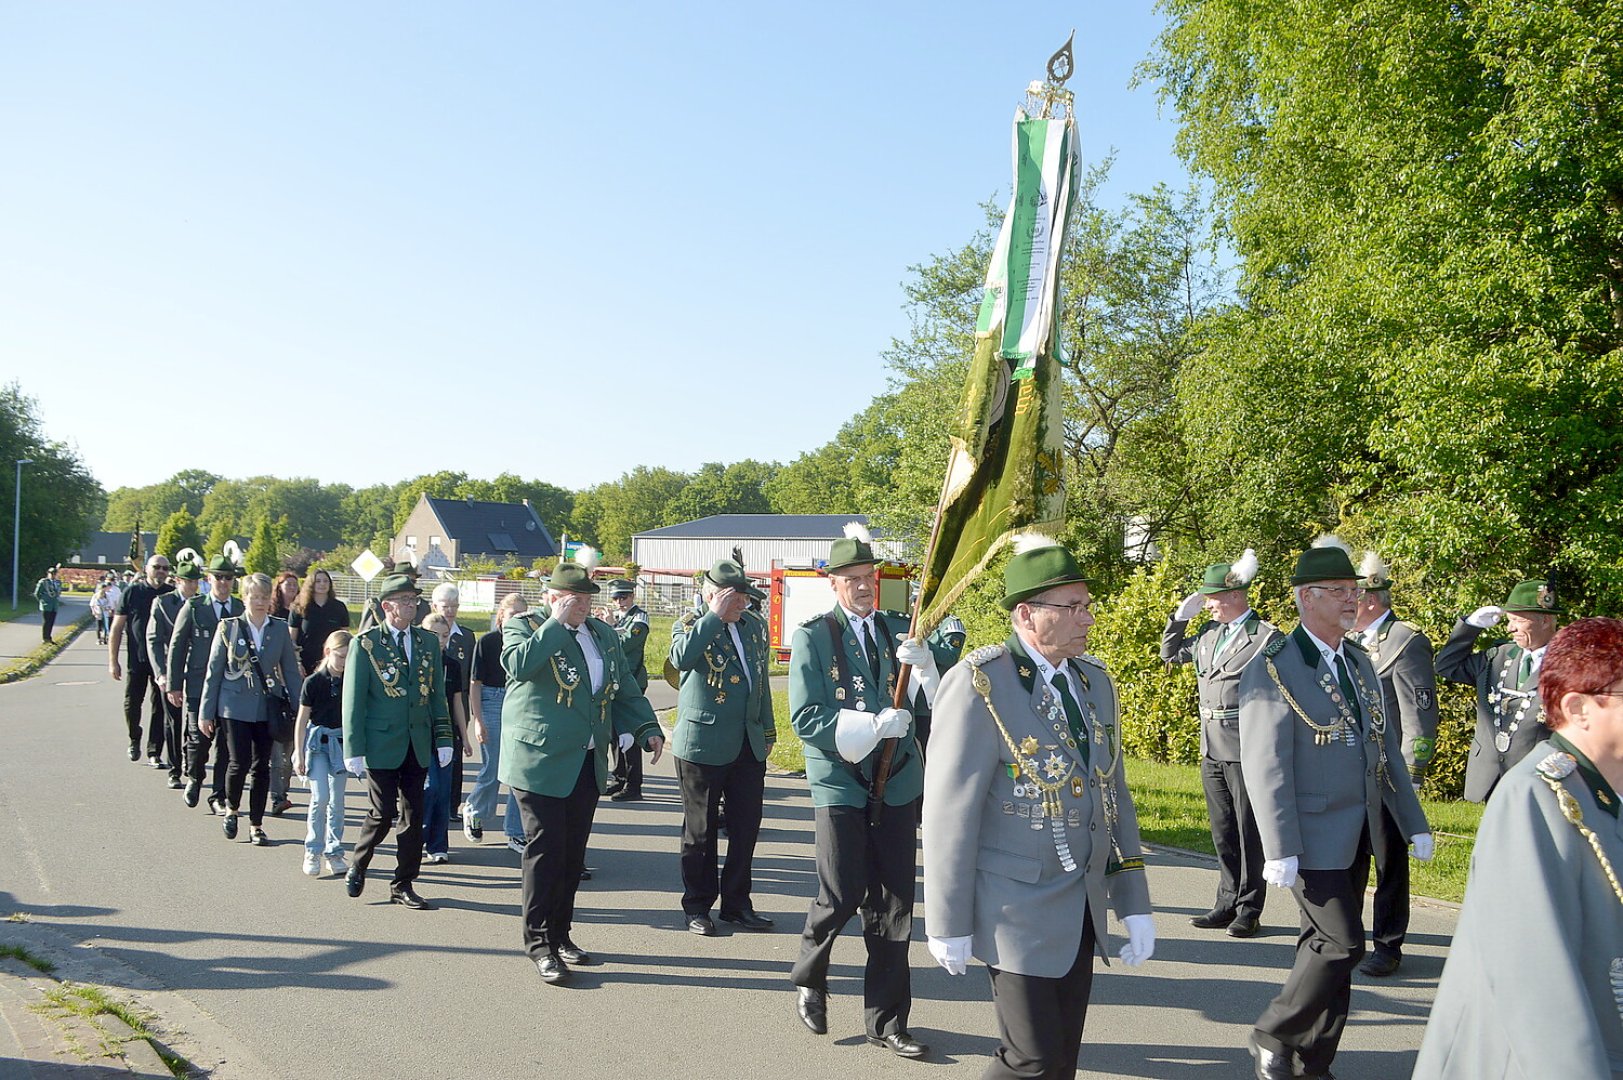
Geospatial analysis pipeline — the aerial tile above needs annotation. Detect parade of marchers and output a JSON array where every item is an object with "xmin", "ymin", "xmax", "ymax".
[{"xmin": 61, "ymin": 521, "xmax": 1623, "ymax": 1080}]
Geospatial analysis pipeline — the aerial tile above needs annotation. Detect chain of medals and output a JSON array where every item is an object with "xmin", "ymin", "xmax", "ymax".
[
  {"xmin": 1487, "ymin": 657, "xmax": 1539, "ymax": 753},
  {"xmin": 1536, "ymin": 756, "xmax": 1623, "ymax": 907},
  {"xmin": 551, "ymin": 652, "xmax": 582, "ymax": 708},
  {"xmin": 221, "ymin": 620, "xmax": 263, "ymax": 687},
  {"xmin": 358, "ymin": 632, "xmax": 431, "ymax": 702},
  {"xmin": 1265, "ymin": 653, "xmax": 1394, "ymax": 789}
]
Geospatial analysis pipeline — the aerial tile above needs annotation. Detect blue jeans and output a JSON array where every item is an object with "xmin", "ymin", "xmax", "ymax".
[
  {"xmin": 302, "ymin": 726, "xmax": 349, "ymax": 856},
  {"xmin": 466, "ymin": 686, "xmax": 506, "ymax": 822},
  {"xmin": 424, "ymin": 744, "xmax": 453, "ymax": 856}
]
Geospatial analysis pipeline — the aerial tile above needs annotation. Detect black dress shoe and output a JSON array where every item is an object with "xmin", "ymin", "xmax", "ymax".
[
  {"xmin": 389, "ymin": 885, "xmax": 433, "ymax": 910},
  {"xmin": 166, "ymin": 776, "xmax": 183, "ymax": 790},
  {"xmin": 603, "ymin": 780, "xmax": 626, "ymax": 797},
  {"xmin": 1227, "ymin": 915, "xmax": 1261, "ymax": 938},
  {"xmin": 1359, "ymin": 951, "xmax": 1401, "ymax": 977},
  {"xmin": 149, "ymin": 755, "xmax": 166, "ymax": 769},
  {"xmin": 718, "ymin": 909, "xmax": 774, "ymax": 931},
  {"xmin": 1248, "ymin": 1032, "xmax": 1295, "ymax": 1080},
  {"xmin": 222, "ymin": 814, "xmax": 239, "ymax": 840},
  {"xmin": 554, "ymin": 938, "xmax": 590, "ymax": 965},
  {"xmin": 610, "ymin": 789, "xmax": 642, "ymax": 802},
  {"xmin": 183, "ymin": 780, "xmax": 201, "ymax": 807},
  {"xmin": 867, "ymin": 1032, "xmax": 929, "ymax": 1059},
  {"xmin": 536, "ymin": 953, "xmax": 570, "ymax": 984},
  {"xmin": 578, "ymin": 867, "xmax": 593, "ymax": 881},
  {"xmin": 687, "ymin": 914, "xmax": 717, "ymax": 937},
  {"xmin": 1190, "ymin": 908, "xmax": 1237, "ymax": 929},
  {"xmin": 345, "ymin": 870, "xmax": 364, "ymax": 898},
  {"xmin": 796, "ymin": 986, "xmax": 827, "ymax": 1035},
  {"xmin": 128, "ymin": 743, "xmax": 141, "ymax": 762}
]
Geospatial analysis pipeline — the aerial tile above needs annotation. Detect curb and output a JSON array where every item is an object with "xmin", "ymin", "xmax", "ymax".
[{"xmin": 0, "ymin": 612, "xmax": 94, "ymax": 684}]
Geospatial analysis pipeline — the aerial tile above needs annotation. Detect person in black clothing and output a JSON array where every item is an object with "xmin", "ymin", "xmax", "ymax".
[
  {"xmin": 107, "ymin": 555, "xmax": 174, "ymax": 766},
  {"xmin": 289, "ymin": 569, "xmax": 352, "ymax": 675}
]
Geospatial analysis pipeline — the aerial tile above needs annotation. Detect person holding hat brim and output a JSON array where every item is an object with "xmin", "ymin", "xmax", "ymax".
[
  {"xmin": 1162, "ymin": 549, "xmax": 1278, "ymax": 939},
  {"xmin": 923, "ymin": 534, "xmax": 1154, "ymax": 1078},
  {"xmin": 1239, "ymin": 537, "xmax": 1431, "ymax": 1080},
  {"xmin": 499, "ymin": 553, "xmax": 665, "ymax": 985},
  {"xmin": 1348, "ymin": 552, "xmax": 1440, "ymax": 977},
  {"xmin": 341, "ymin": 572, "xmax": 454, "ymax": 909},
  {"xmin": 149, "ymin": 554, "xmax": 203, "ymax": 791},
  {"xmin": 1436, "ymin": 579, "xmax": 1561, "ymax": 803},
  {"xmin": 33, "ymin": 564, "xmax": 62, "ymax": 643},
  {"xmin": 669, "ymin": 558, "xmax": 777, "ymax": 936},
  {"xmin": 787, "ymin": 523, "xmax": 953, "ymax": 1059},
  {"xmin": 168, "ymin": 554, "xmax": 244, "ymax": 811},
  {"xmin": 603, "ymin": 578, "xmax": 652, "ymax": 802}
]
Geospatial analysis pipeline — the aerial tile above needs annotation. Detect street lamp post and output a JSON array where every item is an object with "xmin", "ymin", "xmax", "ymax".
[{"xmin": 12, "ymin": 458, "xmax": 32, "ymax": 610}]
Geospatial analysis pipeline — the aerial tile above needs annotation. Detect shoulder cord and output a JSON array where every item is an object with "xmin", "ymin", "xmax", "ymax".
[
  {"xmin": 1264, "ymin": 655, "xmax": 1348, "ymax": 744},
  {"xmin": 1539, "ymin": 773, "xmax": 1623, "ymax": 907}
]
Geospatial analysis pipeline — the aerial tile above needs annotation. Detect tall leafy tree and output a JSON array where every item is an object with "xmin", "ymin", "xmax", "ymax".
[
  {"xmin": 0, "ymin": 383, "xmax": 102, "ymax": 596},
  {"xmin": 154, "ymin": 506, "xmax": 205, "ymax": 563}
]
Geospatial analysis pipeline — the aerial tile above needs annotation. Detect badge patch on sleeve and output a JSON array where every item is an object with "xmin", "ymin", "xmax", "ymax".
[{"xmin": 1414, "ymin": 687, "xmax": 1435, "ymax": 712}]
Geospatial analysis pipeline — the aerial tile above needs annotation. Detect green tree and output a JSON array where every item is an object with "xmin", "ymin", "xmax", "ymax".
[
  {"xmin": 244, "ymin": 516, "xmax": 281, "ymax": 577},
  {"xmin": 154, "ymin": 506, "xmax": 205, "ymax": 563},
  {"xmin": 0, "ymin": 383, "xmax": 103, "ymax": 597},
  {"xmin": 663, "ymin": 460, "xmax": 780, "ymax": 524},
  {"xmin": 340, "ymin": 484, "xmax": 401, "ymax": 548},
  {"xmin": 102, "ymin": 469, "xmax": 219, "ymax": 532},
  {"xmin": 570, "ymin": 466, "xmax": 691, "ymax": 560},
  {"xmin": 202, "ymin": 518, "xmax": 235, "ymax": 565}
]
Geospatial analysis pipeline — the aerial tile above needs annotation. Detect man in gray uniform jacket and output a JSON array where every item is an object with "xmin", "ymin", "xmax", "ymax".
[
  {"xmin": 1240, "ymin": 538, "xmax": 1431, "ymax": 1080},
  {"xmin": 1435, "ymin": 578, "xmax": 1560, "ymax": 803},
  {"xmin": 924, "ymin": 536, "xmax": 1154, "ymax": 1080},
  {"xmin": 1348, "ymin": 551, "xmax": 1439, "ymax": 977},
  {"xmin": 1162, "ymin": 549, "xmax": 1277, "ymax": 938}
]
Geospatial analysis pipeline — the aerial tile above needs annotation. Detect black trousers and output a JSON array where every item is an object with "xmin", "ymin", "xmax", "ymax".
[
  {"xmin": 791, "ymin": 799, "xmax": 918, "ymax": 1038},
  {"xmin": 184, "ymin": 701, "xmax": 230, "ymax": 798},
  {"xmin": 351, "ymin": 745, "xmax": 427, "ymax": 888},
  {"xmin": 984, "ymin": 913, "xmax": 1098, "ymax": 1080},
  {"xmin": 41, "ymin": 610, "xmax": 56, "ymax": 641},
  {"xmin": 513, "ymin": 757, "xmax": 600, "ymax": 958},
  {"xmin": 122, "ymin": 657, "xmax": 165, "ymax": 756},
  {"xmin": 1202, "ymin": 755, "xmax": 1265, "ymax": 919},
  {"xmin": 1254, "ymin": 834, "xmax": 1372, "ymax": 1075},
  {"xmin": 161, "ymin": 694, "xmax": 185, "ymax": 782},
  {"xmin": 675, "ymin": 750, "xmax": 765, "ymax": 916},
  {"xmin": 224, "ymin": 718, "xmax": 274, "ymax": 826},
  {"xmin": 1368, "ymin": 799, "xmax": 1411, "ymax": 959},
  {"xmin": 610, "ymin": 741, "xmax": 643, "ymax": 795}
]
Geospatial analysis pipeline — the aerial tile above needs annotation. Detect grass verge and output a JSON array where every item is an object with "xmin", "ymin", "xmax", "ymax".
[
  {"xmin": 0, "ymin": 613, "xmax": 93, "ymax": 684},
  {"xmin": 34, "ymin": 984, "xmax": 192, "ymax": 1077},
  {"xmin": 0, "ymin": 943, "xmax": 54, "ymax": 973}
]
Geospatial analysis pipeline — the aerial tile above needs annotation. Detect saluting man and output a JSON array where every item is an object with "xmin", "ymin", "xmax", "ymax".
[
  {"xmin": 500, "ymin": 554, "xmax": 665, "ymax": 986},
  {"xmin": 1240, "ymin": 537, "xmax": 1431, "ymax": 1080},
  {"xmin": 1348, "ymin": 551, "xmax": 1440, "ymax": 977},
  {"xmin": 1161, "ymin": 548, "xmax": 1278, "ymax": 938},
  {"xmin": 788, "ymin": 522, "xmax": 951, "ymax": 1060},
  {"xmin": 669, "ymin": 558, "xmax": 776, "ymax": 936},
  {"xmin": 342, "ymin": 572, "xmax": 454, "ymax": 910},
  {"xmin": 924, "ymin": 535, "xmax": 1154, "ymax": 1079},
  {"xmin": 604, "ymin": 577, "xmax": 651, "ymax": 802},
  {"xmin": 149, "ymin": 551, "xmax": 203, "ymax": 792},
  {"xmin": 1436, "ymin": 579, "xmax": 1561, "ymax": 803},
  {"xmin": 167, "ymin": 553, "xmax": 244, "ymax": 812}
]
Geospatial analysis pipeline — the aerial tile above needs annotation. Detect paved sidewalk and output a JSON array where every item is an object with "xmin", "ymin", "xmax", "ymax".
[
  {"xmin": 0, "ymin": 629, "xmax": 1456, "ymax": 1079},
  {"xmin": 0, "ymin": 597, "xmax": 90, "ymax": 668}
]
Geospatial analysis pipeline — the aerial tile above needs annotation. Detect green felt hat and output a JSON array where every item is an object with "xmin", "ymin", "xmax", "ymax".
[
  {"xmin": 377, "ymin": 573, "xmax": 421, "ymax": 600},
  {"xmin": 606, "ymin": 578, "xmax": 636, "ymax": 596},
  {"xmin": 547, "ymin": 561, "xmax": 600, "ymax": 594},
  {"xmin": 827, "ymin": 523, "xmax": 878, "ymax": 571},
  {"xmin": 1001, "ymin": 540, "xmax": 1090, "ymax": 610},
  {"xmin": 706, "ymin": 558, "xmax": 765, "ymax": 600},
  {"xmin": 172, "ymin": 561, "xmax": 203, "ymax": 581},
  {"xmin": 1504, "ymin": 579, "xmax": 1560, "ymax": 614},
  {"xmin": 204, "ymin": 555, "xmax": 240, "ymax": 578},
  {"xmin": 1291, "ymin": 544, "xmax": 1358, "ymax": 585}
]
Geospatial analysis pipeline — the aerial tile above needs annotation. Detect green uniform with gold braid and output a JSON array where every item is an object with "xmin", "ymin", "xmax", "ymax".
[
  {"xmin": 343, "ymin": 573, "xmax": 453, "ymax": 892},
  {"xmin": 606, "ymin": 579, "xmax": 652, "ymax": 799},
  {"xmin": 499, "ymin": 560, "xmax": 662, "ymax": 970}
]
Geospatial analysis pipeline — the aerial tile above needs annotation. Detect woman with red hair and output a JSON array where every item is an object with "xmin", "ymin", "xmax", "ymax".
[{"xmin": 1415, "ymin": 617, "xmax": 1623, "ymax": 1078}]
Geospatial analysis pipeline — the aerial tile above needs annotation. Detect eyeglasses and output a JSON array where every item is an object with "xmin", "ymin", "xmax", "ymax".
[
  {"xmin": 1026, "ymin": 600, "xmax": 1093, "ymax": 618},
  {"xmin": 1306, "ymin": 586, "xmax": 1365, "ymax": 601}
]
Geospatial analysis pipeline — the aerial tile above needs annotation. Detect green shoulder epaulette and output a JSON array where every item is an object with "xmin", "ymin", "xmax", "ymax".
[
  {"xmin": 1400, "ymin": 620, "xmax": 1424, "ymax": 634},
  {"xmin": 799, "ymin": 612, "xmax": 826, "ymax": 628},
  {"xmin": 963, "ymin": 643, "xmax": 1007, "ymax": 666},
  {"xmin": 1262, "ymin": 636, "xmax": 1288, "ymax": 659},
  {"xmin": 1076, "ymin": 652, "xmax": 1107, "ymax": 671}
]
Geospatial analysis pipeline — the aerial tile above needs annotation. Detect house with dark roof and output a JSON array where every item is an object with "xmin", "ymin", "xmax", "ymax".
[
  {"xmin": 392, "ymin": 495, "xmax": 557, "ymax": 572},
  {"xmin": 67, "ymin": 531, "xmax": 157, "ymax": 568},
  {"xmin": 630, "ymin": 514, "xmax": 904, "ymax": 578}
]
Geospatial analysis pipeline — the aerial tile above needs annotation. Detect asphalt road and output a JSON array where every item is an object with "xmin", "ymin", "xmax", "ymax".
[{"xmin": 0, "ymin": 631, "xmax": 1455, "ymax": 1079}]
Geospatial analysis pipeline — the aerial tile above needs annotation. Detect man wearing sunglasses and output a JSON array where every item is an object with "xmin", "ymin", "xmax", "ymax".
[{"xmin": 108, "ymin": 554, "xmax": 175, "ymax": 766}]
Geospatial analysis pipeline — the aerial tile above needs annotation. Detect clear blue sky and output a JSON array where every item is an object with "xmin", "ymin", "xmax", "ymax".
[{"xmin": 1, "ymin": 2, "xmax": 1189, "ymax": 494}]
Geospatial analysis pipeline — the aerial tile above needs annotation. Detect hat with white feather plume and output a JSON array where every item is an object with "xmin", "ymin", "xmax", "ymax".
[
  {"xmin": 1198, "ymin": 548, "xmax": 1259, "ymax": 594},
  {"xmin": 547, "ymin": 545, "xmax": 602, "ymax": 594},
  {"xmin": 1001, "ymin": 532, "xmax": 1089, "ymax": 610},
  {"xmin": 1358, "ymin": 550, "xmax": 1392, "ymax": 592},
  {"xmin": 1291, "ymin": 534, "xmax": 1358, "ymax": 585},
  {"xmin": 826, "ymin": 521, "xmax": 878, "ymax": 571}
]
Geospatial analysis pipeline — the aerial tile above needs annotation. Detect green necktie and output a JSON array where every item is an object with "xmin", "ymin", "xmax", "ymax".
[
  {"xmin": 1333, "ymin": 652, "xmax": 1362, "ymax": 724},
  {"xmin": 1517, "ymin": 651, "xmax": 1533, "ymax": 687},
  {"xmin": 1214, "ymin": 621, "xmax": 1240, "ymax": 659},
  {"xmin": 1051, "ymin": 671, "xmax": 1091, "ymax": 767}
]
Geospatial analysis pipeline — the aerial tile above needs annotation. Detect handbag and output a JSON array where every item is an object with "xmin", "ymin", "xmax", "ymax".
[{"xmin": 236, "ymin": 617, "xmax": 297, "ymax": 744}]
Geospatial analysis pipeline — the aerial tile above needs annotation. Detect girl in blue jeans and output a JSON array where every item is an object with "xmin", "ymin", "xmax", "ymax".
[
  {"xmin": 293, "ymin": 629, "xmax": 351, "ymax": 878},
  {"xmin": 422, "ymin": 613, "xmax": 471, "ymax": 863},
  {"xmin": 466, "ymin": 594, "xmax": 528, "ymax": 849}
]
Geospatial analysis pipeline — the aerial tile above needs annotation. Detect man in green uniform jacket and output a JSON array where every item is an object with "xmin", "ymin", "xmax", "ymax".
[
  {"xmin": 669, "ymin": 558, "xmax": 776, "ymax": 936},
  {"xmin": 341, "ymin": 572, "xmax": 453, "ymax": 910},
  {"xmin": 604, "ymin": 577, "xmax": 652, "ymax": 801},
  {"xmin": 500, "ymin": 556, "xmax": 664, "ymax": 986},
  {"xmin": 33, "ymin": 565, "xmax": 62, "ymax": 642}
]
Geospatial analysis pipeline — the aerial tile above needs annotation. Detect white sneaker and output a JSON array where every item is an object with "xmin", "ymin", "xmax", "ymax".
[
  {"xmin": 506, "ymin": 836, "xmax": 526, "ymax": 853},
  {"xmin": 302, "ymin": 852, "xmax": 321, "ymax": 876},
  {"xmin": 325, "ymin": 852, "xmax": 349, "ymax": 877}
]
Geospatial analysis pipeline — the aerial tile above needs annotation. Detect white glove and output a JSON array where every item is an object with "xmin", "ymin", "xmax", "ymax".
[
  {"xmin": 1466, "ymin": 605, "xmax": 1505, "ymax": 629},
  {"xmin": 436, "ymin": 746, "xmax": 453, "ymax": 768},
  {"xmin": 1263, "ymin": 856, "xmax": 1299, "ymax": 889},
  {"xmin": 617, "ymin": 732, "xmax": 634, "ymax": 752},
  {"xmin": 1410, "ymin": 833, "xmax": 1434, "ymax": 861},
  {"xmin": 1119, "ymin": 914, "xmax": 1156, "ymax": 967},
  {"xmin": 927, "ymin": 935, "xmax": 971, "ymax": 975},
  {"xmin": 344, "ymin": 756, "xmax": 365, "ymax": 777},
  {"xmin": 1174, "ymin": 591, "xmax": 1203, "ymax": 621},
  {"xmin": 834, "ymin": 709, "xmax": 882, "ymax": 763},
  {"xmin": 895, "ymin": 638, "xmax": 940, "ymax": 707},
  {"xmin": 874, "ymin": 706, "xmax": 910, "ymax": 740}
]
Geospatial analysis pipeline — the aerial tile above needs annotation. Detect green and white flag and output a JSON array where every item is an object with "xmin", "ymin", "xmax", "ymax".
[{"xmin": 914, "ymin": 109, "xmax": 1074, "ymax": 637}]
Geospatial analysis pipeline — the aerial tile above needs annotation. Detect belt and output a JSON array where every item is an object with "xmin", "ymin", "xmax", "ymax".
[{"xmin": 1200, "ymin": 707, "xmax": 1240, "ymax": 721}]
